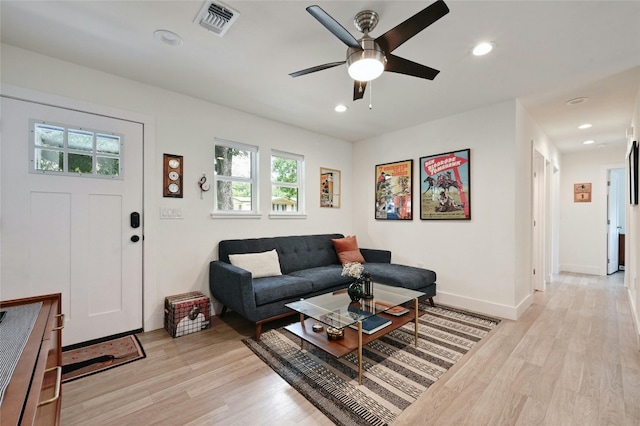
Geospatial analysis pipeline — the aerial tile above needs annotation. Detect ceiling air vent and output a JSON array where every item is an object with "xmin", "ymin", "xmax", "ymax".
[{"xmin": 194, "ymin": 1, "xmax": 239, "ymax": 37}]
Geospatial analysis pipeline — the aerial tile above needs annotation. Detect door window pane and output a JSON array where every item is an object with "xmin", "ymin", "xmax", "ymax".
[
  {"xmin": 97, "ymin": 157, "xmax": 120, "ymax": 176},
  {"xmin": 35, "ymin": 124, "xmax": 64, "ymax": 148},
  {"xmin": 35, "ymin": 149, "xmax": 64, "ymax": 172},
  {"xmin": 68, "ymin": 129, "xmax": 93, "ymax": 152},
  {"xmin": 97, "ymin": 134, "xmax": 120, "ymax": 155},
  {"xmin": 68, "ymin": 153, "xmax": 93, "ymax": 174}
]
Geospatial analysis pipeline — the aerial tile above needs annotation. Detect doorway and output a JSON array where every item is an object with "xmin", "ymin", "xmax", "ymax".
[
  {"xmin": 607, "ymin": 167, "xmax": 626, "ymax": 274},
  {"xmin": 1, "ymin": 95, "xmax": 144, "ymax": 345}
]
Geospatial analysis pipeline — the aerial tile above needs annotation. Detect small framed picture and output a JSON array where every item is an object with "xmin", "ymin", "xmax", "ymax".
[
  {"xmin": 574, "ymin": 183, "xmax": 591, "ymax": 203},
  {"xmin": 320, "ymin": 167, "xmax": 340, "ymax": 208}
]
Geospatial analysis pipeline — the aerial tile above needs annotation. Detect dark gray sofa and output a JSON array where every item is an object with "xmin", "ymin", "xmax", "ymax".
[{"xmin": 209, "ymin": 233, "xmax": 436, "ymax": 339}]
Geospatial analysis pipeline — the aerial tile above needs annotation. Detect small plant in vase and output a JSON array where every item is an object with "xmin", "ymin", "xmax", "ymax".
[{"xmin": 342, "ymin": 262, "xmax": 365, "ymax": 302}]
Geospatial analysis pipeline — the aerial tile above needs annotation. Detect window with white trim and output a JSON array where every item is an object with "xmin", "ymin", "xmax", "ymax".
[
  {"xmin": 30, "ymin": 120, "xmax": 123, "ymax": 179},
  {"xmin": 271, "ymin": 150, "xmax": 304, "ymax": 213},
  {"xmin": 214, "ymin": 138, "xmax": 258, "ymax": 213}
]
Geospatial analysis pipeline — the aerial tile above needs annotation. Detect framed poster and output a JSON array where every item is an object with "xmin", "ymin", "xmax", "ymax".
[
  {"xmin": 630, "ymin": 140, "xmax": 638, "ymax": 205},
  {"xmin": 573, "ymin": 183, "xmax": 592, "ymax": 202},
  {"xmin": 420, "ymin": 149, "xmax": 471, "ymax": 220},
  {"xmin": 375, "ymin": 159, "xmax": 413, "ymax": 220},
  {"xmin": 320, "ymin": 167, "xmax": 340, "ymax": 208}
]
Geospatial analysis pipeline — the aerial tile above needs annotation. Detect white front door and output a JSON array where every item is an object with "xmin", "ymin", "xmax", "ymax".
[{"xmin": 1, "ymin": 96, "xmax": 143, "ymax": 346}]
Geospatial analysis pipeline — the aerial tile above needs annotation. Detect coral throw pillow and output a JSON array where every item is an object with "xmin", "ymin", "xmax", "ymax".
[{"xmin": 332, "ymin": 235, "xmax": 366, "ymax": 265}]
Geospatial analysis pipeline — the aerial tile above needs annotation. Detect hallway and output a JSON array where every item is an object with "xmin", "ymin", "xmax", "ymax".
[{"xmin": 396, "ymin": 271, "xmax": 640, "ymax": 425}]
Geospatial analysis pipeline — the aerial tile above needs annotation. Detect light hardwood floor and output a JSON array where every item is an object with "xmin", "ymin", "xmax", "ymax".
[{"xmin": 61, "ymin": 272, "xmax": 640, "ymax": 425}]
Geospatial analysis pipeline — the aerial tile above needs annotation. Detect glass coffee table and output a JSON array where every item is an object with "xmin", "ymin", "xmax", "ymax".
[{"xmin": 285, "ymin": 283, "xmax": 424, "ymax": 385}]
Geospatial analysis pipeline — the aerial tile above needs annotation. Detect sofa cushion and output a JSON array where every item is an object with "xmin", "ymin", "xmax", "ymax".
[
  {"xmin": 229, "ymin": 249, "xmax": 282, "ymax": 278},
  {"xmin": 363, "ymin": 263, "xmax": 437, "ymax": 291},
  {"xmin": 253, "ymin": 275, "xmax": 313, "ymax": 306},
  {"xmin": 289, "ymin": 265, "xmax": 352, "ymax": 293},
  {"xmin": 331, "ymin": 235, "xmax": 366, "ymax": 264}
]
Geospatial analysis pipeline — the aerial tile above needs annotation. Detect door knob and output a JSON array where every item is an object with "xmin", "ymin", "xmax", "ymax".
[{"xmin": 131, "ymin": 235, "xmax": 140, "ymax": 243}]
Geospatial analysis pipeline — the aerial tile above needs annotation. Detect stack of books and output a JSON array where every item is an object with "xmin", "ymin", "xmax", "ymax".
[{"xmin": 350, "ymin": 314, "xmax": 392, "ymax": 335}]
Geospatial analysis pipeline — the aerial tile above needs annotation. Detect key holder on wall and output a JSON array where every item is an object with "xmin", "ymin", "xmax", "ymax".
[{"xmin": 198, "ymin": 173, "xmax": 210, "ymax": 199}]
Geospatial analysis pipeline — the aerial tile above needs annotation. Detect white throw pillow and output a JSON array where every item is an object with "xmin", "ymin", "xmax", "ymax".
[{"xmin": 228, "ymin": 249, "xmax": 282, "ymax": 278}]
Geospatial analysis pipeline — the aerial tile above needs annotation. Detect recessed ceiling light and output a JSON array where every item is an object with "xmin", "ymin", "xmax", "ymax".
[
  {"xmin": 334, "ymin": 104, "xmax": 348, "ymax": 113},
  {"xmin": 583, "ymin": 140, "xmax": 595, "ymax": 145},
  {"xmin": 472, "ymin": 42, "xmax": 493, "ymax": 56},
  {"xmin": 566, "ymin": 97, "xmax": 589, "ymax": 105},
  {"xmin": 154, "ymin": 29, "xmax": 183, "ymax": 46},
  {"xmin": 578, "ymin": 123, "xmax": 592, "ymax": 129}
]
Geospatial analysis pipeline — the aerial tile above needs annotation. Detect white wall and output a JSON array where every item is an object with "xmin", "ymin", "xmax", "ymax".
[
  {"xmin": 627, "ymin": 85, "xmax": 640, "ymax": 345},
  {"xmin": 515, "ymin": 101, "xmax": 562, "ymax": 300},
  {"xmin": 559, "ymin": 146, "xmax": 627, "ymax": 275},
  {"xmin": 352, "ymin": 100, "xmax": 535, "ymax": 320},
  {"xmin": 0, "ymin": 44, "xmax": 354, "ymax": 331}
]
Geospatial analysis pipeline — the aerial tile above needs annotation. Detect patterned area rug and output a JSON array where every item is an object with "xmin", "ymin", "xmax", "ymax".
[
  {"xmin": 243, "ymin": 304, "xmax": 500, "ymax": 426},
  {"xmin": 62, "ymin": 334, "xmax": 146, "ymax": 383}
]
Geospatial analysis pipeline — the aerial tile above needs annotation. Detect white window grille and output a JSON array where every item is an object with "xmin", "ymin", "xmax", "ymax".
[
  {"xmin": 271, "ymin": 150, "xmax": 304, "ymax": 215},
  {"xmin": 30, "ymin": 120, "xmax": 123, "ymax": 179},
  {"xmin": 213, "ymin": 138, "xmax": 258, "ymax": 215}
]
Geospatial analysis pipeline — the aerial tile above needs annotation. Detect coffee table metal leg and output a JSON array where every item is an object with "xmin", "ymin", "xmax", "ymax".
[
  {"xmin": 414, "ymin": 298, "xmax": 419, "ymax": 347},
  {"xmin": 300, "ymin": 313, "xmax": 304, "ymax": 350},
  {"xmin": 358, "ymin": 321, "xmax": 363, "ymax": 385}
]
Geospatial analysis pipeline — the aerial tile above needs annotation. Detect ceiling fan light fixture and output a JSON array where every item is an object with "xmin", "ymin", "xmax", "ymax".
[
  {"xmin": 334, "ymin": 104, "xmax": 348, "ymax": 112},
  {"xmin": 348, "ymin": 57, "xmax": 384, "ymax": 81},
  {"xmin": 347, "ymin": 39, "xmax": 386, "ymax": 82},
  {"xmin": 583, "ymin": 140, "xmax": 595, "ymax": 145},
  {"xmin": 578, "ymin": 123, "xmax": 592, "ymax": 129}
]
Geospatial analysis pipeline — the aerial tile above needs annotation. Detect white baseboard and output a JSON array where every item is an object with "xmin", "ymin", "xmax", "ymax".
[
  {"xmin": 627, "ymin": 288, "xmax": 640, "ymax": 350},
  {"xmin": 559, "ymin": 264, "xmax": 601, "ymax": 275},
  {"xmin": 434, "ymin": 292, "xmax": 533, "ymax": 321}
]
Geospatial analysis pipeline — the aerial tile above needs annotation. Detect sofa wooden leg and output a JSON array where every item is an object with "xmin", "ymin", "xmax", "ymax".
[
  {"xmin": 428, "ymin": 297, "xmax": 435, "ymax": 307},
  {"xmin": 255, "ymin": 323, "xmax": 263, "ymax": 341},
  {"xmin": 220, "ymin": 305, "xmax": 228, "ymax": 317}
]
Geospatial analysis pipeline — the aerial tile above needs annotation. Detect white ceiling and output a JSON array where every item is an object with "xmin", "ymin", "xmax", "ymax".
[{"xmin": 1, "ymin": 1, "xmax": 639, "ymax": 153}]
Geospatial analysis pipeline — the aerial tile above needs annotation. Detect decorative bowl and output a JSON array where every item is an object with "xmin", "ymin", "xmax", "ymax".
[
  {"xmin": 312, "ymin": 323, "xmax": 324, "ymax": 332},
  {"xmin": 326, "ymin": 326, "xmax": 344, "ymax": 340}
]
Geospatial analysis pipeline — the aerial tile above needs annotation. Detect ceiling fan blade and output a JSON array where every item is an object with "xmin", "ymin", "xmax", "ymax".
[
  {"xmin": 375, "ymin": 0, "xmax": 449, "ymax": 54},
  {"xmin": 385, "ymin": 54, "xmax": 440, "ymax": 80},
  {"xmin": 306, "ymin": 5, "xmax": 362, "ymax": 50},
  {"xmin": 289, "ymin": 61, "xmax": 345, "ymax": 78},
  {"xmin": 353, "ymin": 80, "xmax": 367, "ymax": 101}
]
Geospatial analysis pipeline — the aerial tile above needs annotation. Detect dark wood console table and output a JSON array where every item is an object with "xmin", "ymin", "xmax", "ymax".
[{"xmin": 0, "ymin": 294, "xmax": 63, "ymax": 425}]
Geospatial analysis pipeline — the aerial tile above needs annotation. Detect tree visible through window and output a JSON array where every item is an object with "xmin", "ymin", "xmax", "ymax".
[
  {"xmin": 271, "ymin": 151, "xmax": 303, "ymax": 213},
  {"xmin": 31, "ymin": 121, "xmax": 122, "ymax": 178},
  {"xmin": 214, "ymin": 139, "xmax": 257, "ymax": 212}
]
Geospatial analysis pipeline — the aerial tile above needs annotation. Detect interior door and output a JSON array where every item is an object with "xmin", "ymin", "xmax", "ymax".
[
  {"xmin": 1, "ymin": 96, "xmax": 143, "ymax": 345},
  {"xmin": 607, "ymin": 169, "xmax": 619, "ymax": 274}
]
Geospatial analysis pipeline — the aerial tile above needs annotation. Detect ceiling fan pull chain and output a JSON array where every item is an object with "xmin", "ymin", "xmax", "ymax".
[{"xmin": 369, "ymin": 80, "xmax": 373, "ymax": 110}]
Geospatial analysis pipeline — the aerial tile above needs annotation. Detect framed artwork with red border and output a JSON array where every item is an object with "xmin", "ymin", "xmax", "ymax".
[{"xmin": 420, "ymin": 149, "xmax": 471, "ymax": 220}]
